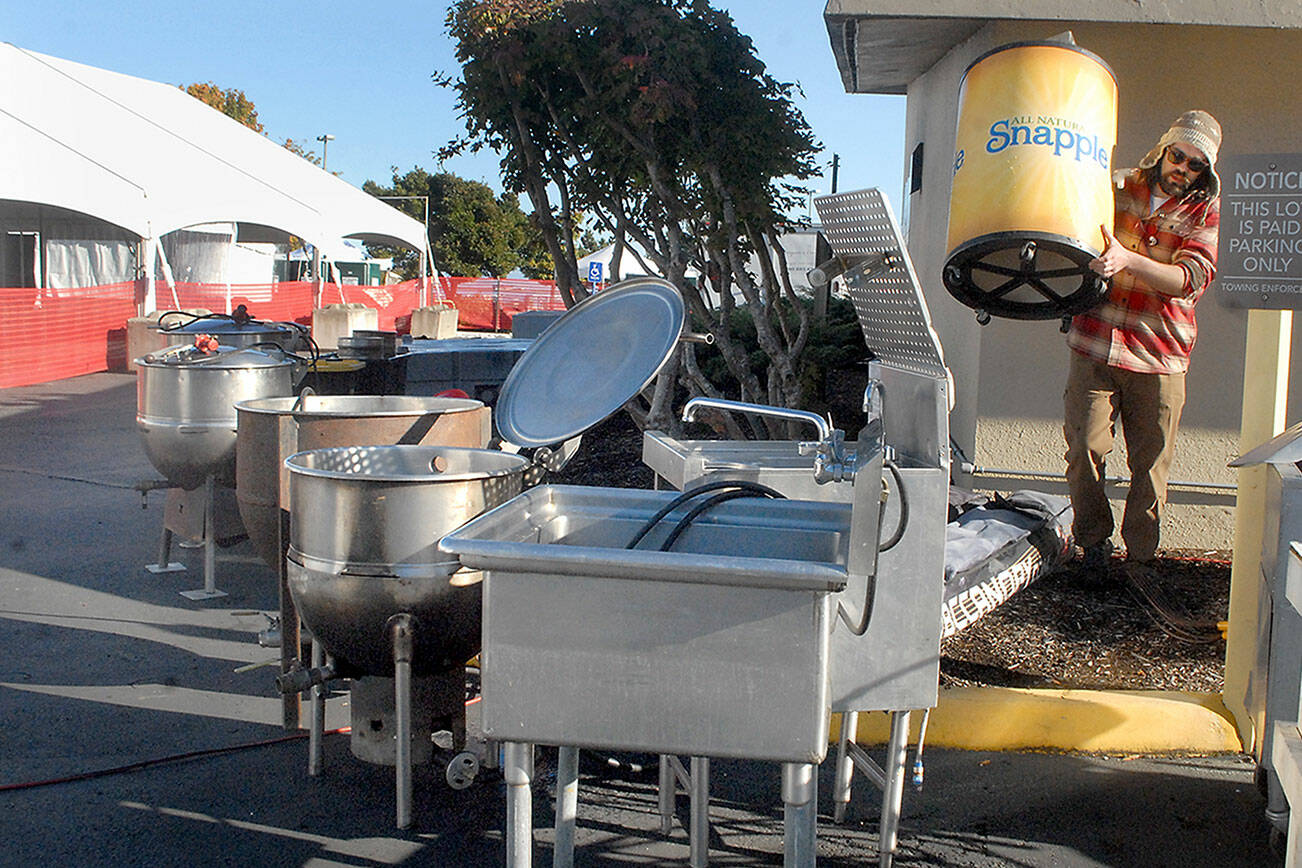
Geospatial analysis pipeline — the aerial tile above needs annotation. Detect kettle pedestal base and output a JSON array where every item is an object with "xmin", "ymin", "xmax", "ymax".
[
  {"xmin": 303, "ymin": 653, "xmax": 471, "ymax": 829},
  {"xmin": 179, "ymin": 588, "xmax": 228, "ymax": 600},
  {"xmin": 348, "ymin": 669, "xmax": 465, "ymax": 766},
  {"xmin": 143, "ymin": 476, "xmax": 237, "ymax": 600}
]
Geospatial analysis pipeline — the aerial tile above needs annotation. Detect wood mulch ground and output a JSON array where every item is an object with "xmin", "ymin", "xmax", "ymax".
[{"xmin": 939, "ymin": 551, "xmax": 1229, "ymax": 692}]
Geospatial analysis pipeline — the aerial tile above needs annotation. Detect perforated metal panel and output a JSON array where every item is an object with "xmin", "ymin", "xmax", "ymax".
[{"xmin": 814, "ymin": 188, "xmax": 947, "ymax": 380}]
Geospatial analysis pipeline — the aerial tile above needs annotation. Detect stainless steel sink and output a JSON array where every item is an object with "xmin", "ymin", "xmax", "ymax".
[
  {"xmin": 642, "ymin": 430, "xmax": 856, "ymax": 502},
  {"xmin": 440, "ymin": 484, "xmax": 852, "ymax": 763}
]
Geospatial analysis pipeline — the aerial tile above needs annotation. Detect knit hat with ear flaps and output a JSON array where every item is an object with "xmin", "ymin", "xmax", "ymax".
[{"xmin": 1138, "ymin": 110, "xmax": 1222, "ymax": 198}]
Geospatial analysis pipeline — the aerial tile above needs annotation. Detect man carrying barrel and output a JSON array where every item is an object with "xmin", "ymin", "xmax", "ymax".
[{"xmin": 1063, "ymin": 110, "xmax": 1221, "ymax": 582}]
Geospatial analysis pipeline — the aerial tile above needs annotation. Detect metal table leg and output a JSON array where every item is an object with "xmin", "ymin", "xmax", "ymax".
[
  {"xmin": 554, "ymin": 745, "xmax": 579, "ymax": 868},
  {"xmin": 505, "ymin": 742, "xmax": 535, "ymax": 868},
  {"xmin": 278, "ymin": 510, "xmax": 300, "ymax": 731},
  {"xmin": 878, "ymin": 710, "xmax": 912, "ymax": 868},
  {"xmin": 146, "ymin": 524, "xmax": 185, "ymax": 574},
  {"xmin": 690, "ymin": 756, "xmax": 710, "ymax": 867},
  {"xmin": 180, "ymin": 475, "xmax": 226, "ymax": 600},
  {"xmin": 831, "ymin": 709, "xmax": 920, "ymax": 864},
  {"xmin": 660, "ymin": 755, "xmax": 694, "ymax": 836},
  {"xmin": 782, "ymin": 762, "xmax": 817, "ymax": 867},
  {"xmin": 390, "ymin": 614, "xmax": 415, "ymax": 830},
  {"xmin": 658, "ymin": 754, "xmax": 676, "ymax": 834},
  {"xmin": 307, "ymin": 637, "xmax": 326, "ymax": 777},
  {"xmin": 833, "ymin": 711, "xmax": 859, "ymax": 823},
  {"xmin": 654, "ymin": 755, "xmax": 709, "ymax": 861}
]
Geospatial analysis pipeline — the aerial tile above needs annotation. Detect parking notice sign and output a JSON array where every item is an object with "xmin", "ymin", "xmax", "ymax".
[
  {"xmin": 588, "ymin": 261, "xmax": 604, "ymax": 285},
  {"xmin": 1216, "ymin": 153, "xmax": 1302, "ymax": 309}
]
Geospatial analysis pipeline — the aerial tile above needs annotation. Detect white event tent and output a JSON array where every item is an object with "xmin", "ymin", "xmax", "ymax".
[{"xmin": 0, "ymin": 42, "xmax": 430, "ymax": 308}]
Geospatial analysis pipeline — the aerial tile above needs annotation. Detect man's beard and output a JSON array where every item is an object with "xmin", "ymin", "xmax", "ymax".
[{"xmin": 1158, "ymin": 168, "xmax": 1195, "ymax": 197}]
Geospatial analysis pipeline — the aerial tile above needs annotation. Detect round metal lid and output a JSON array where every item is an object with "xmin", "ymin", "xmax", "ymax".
[
  {"xmin": 494, "ymin": 277, "xmax": 685, "ymax": 448},
  {"xmin": 142, "ymin": 345, "xmax": 294, "ymax": 368},
  {"xmin": 235, "ymin": 394, "xmax": 484, "ymax": 418}
]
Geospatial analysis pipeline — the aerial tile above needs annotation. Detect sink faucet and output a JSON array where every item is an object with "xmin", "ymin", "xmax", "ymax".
[{"xmin": 681, "ymin": 397, "xmax": 852, "ymax": 484}]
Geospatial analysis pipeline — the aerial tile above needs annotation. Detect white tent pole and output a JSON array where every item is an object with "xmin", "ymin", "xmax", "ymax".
[
  {"xmin": 420, "ymin": 247, "xmax": 429, "ymax": 308},
  {"xmin": 330, "ymin": 259, "xmax": 345, "ymax": 304},
  {"xmin": 422, "ymin": 196, "xmax": 431, "ymax": 308},
  {"xmin": 224, "ymin": 222, "xmax": 235, "ymax": 315},
  {"xmin": 140, "ymin": 237, "xmax": 156, "ymax": 315},
  {"xmin": 312, "ymin": 243, "xmax": 323, "ymax": 310},
  {"xmin": 154, "ymin": 236, "xmax": 180, "ymax": 309}
]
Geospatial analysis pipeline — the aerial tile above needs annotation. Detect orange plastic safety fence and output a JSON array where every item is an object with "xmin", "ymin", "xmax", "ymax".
[
  {"xmin": 315, "ymin": 276, "xmax": 565, "ymax": 333},
  {"xmin": 168, "ymin": 281, "xmax": 316, "ymax": 326},
  {"xmin": 0, "ymin": 275, "xmax": 566, "ymax": 390},
  {"xmin": 439, "ymin": 276, "xmax": 565, "ymax": 331},
  {"xmin": 0, "ymin": 283, "xmax": 136, "ymax": 389}
]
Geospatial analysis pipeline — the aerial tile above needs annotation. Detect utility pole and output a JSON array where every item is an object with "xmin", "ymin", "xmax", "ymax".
[
  {"xmin": 313, "ymin": 134, "xmax": 335, "ymax": 307},
  {"xmin": 378, "ymin": 195, "xmax": 432, "ymax": 306},
  {"xmin": 316, "ymin": 133, "xmax": 334, "ymax": 171},
  {"xmin": 830, "ymin": 153, "xmax": 840, "ymax": 194}
]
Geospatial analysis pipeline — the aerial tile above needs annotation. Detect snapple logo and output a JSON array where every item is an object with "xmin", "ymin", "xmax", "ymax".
[{"xmin": 982, "ymin": 116, "xmax": 1110, "ymax": 168}]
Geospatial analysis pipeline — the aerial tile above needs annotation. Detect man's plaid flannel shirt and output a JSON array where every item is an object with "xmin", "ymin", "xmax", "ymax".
[{"xmin": 1066, "ymin": 168, "xmax": 1219, "ymax": 374}]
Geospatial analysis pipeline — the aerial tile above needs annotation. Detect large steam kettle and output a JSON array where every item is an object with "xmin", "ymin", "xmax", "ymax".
[{"xmin": 136, "ymin": 343, "xmax": 296, "ymax": 490}]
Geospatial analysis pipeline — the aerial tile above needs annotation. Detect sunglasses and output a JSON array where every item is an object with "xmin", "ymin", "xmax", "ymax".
[{"xmin": 1164, "ymin": 145, "xmax": 1208, "ymax": 174}]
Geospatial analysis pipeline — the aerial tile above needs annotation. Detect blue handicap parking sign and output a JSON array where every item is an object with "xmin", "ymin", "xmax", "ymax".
[{"xmin": 588, "ymin": 261, "xmax": 604, "ymax": 284}]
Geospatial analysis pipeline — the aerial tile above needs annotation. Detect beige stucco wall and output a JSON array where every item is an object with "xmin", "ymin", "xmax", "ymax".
[{"xmin": 900, "ymin": 21, "xmax": 1302, "ymax": 551}]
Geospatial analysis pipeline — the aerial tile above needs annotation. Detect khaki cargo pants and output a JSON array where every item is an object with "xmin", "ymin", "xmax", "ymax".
[{"xmin": 1063, "ymin": 351, "xmax": 1186, "ymax": 563}]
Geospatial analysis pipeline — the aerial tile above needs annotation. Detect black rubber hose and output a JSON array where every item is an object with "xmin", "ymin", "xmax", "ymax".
[
  {"xmin": 249, "ymin": 338, "xmax": 318, "ymax": 365},
  {"xmin": 878, "ymin": 459, "xmax": 908, "ymax": 552},
  {"xmin": 624, "ymin": 479, "xmax": 785, "ymax": 550},
  {"xmin": 248, "ymin": 335, "xmax": 321, "ymax": 392},
  {"xmin": 157, "ymin": 309, "xmax": 216, "ymax": 330},
  {"xmin": 299, "ymin": 333, "xmax": 323, "ymax": 392},
  {"xmin": 156, "ymin": 309, "xmax": 229, "ymax": 339},
  {"xmin": 248, "ymin": 340, "xmax": 293, "ymax": 357},
  {"xmin": 304, "ymin": 331, "xmax": 321, "ymax": 363},
  {"xmin": 837, "ymin": 486, "xmax": 886, "ymax": 635},
  {"xmin": 838, "ymin": 573, "xmax": 877, "ymax": 636},
  {"xmin": 658, "ymin": 488, "xmax": 781, "ymax": 552},
  {"xmin": 158, "ymin": 309, "xmax": 273, "ymax": 331},
  {"xmin": 839, "ymin": 458, "xmax": 907, "ymax": 636}
]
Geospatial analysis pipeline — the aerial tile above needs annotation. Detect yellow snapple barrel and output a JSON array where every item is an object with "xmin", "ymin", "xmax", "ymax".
[{"xmin": 943, "ymin": 40, "xmax": 1117, "ymax": 322}]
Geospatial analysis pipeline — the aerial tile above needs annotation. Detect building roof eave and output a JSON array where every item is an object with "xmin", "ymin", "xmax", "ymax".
[{"xmin": 824, "ymin": 1, "xmax": 1302, "ymax": 93}]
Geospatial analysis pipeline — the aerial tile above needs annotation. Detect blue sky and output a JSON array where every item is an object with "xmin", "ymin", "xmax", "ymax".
[{"xmin": 4, "ymin": 1, "xmax": 906, "ymax": 214}]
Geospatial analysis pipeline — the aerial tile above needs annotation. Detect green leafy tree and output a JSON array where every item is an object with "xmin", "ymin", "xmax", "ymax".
[
  {"xmin": 444, "ymin": 0, "xmax": 822, "ymax": 433},
  {"xmin": 433, "ymin": 173, "xmax": 532, "ymax": 277},
  {"xmin": 518, "ymin": 219, "xmax": 556, "ymax": 279},
  {"xmin": 520, "ymin": 217, "xmax": 608, "ymax": 279},
  {"xmin": 364, "ymin": 169, "xmax": 435, "ymax": 278},
  {"xmin": 364, "ymin": 168, "xmax": 548, "ymax": 278}
]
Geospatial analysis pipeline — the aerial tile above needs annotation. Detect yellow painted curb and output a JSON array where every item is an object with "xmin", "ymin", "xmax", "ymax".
[{"xmin": 832, "ymin": 687, "xmax": 1243, "ymax": 754}]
